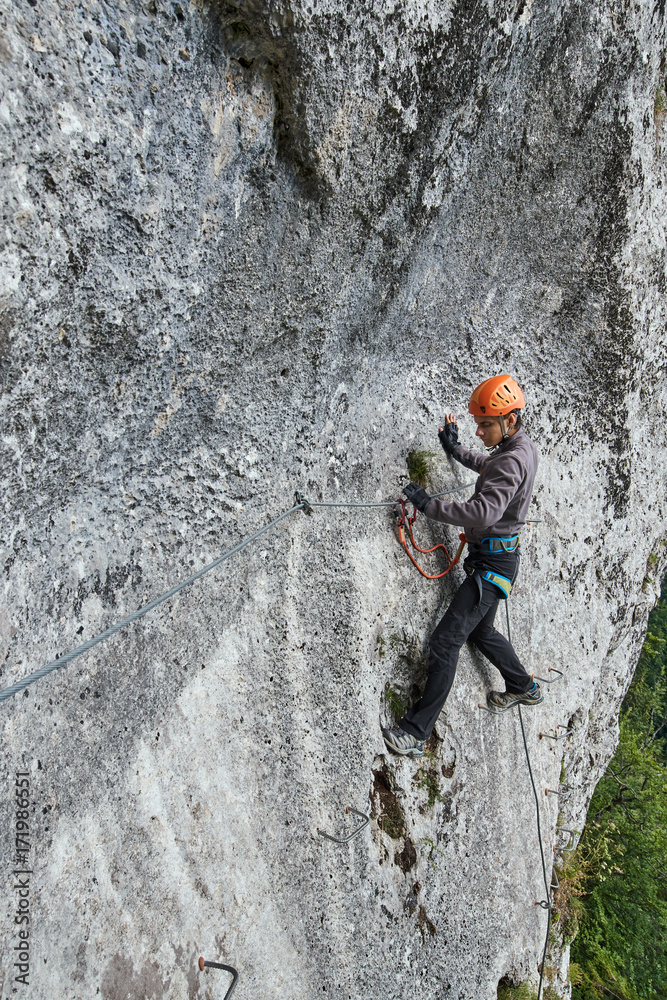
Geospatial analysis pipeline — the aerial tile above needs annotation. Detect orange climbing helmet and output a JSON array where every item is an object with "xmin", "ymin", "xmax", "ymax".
[{"xmin": 468, "ymin": 374, "xmax": 525, "ymax": 416}]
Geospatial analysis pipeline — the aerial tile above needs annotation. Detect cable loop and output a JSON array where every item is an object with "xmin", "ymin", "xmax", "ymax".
[{"xmin": 395, "ymin": 502, "xmax": 466, "ymax": 580}]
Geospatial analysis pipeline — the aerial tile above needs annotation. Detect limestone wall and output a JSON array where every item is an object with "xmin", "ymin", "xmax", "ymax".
[{"xmin": 1, "ymin": 1, "xmax": 666, "ymax": 997}]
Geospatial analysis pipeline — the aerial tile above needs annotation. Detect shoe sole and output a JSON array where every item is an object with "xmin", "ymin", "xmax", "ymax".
[{"xmin": 487, "ymin": 695, "xmax": 544, "ymax": 709}]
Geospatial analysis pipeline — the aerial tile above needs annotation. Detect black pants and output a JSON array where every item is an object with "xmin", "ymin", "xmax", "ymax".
[{"xmin": 400, "ymin": 549, "xmax": 532, "ymax": 741}]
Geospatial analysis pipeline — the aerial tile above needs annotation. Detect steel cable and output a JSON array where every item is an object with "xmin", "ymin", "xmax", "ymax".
[
  {"xmin": 0, "ymin": 503, "xmax": 305, "ymax": 704},
  {"xmin": 2, "ymin": 477, "xmax": 555, "ymax": 993},
  {"xmin": 0, "ymin": 481, "xmax": 474, "ymax": 706},
  {"xmin": 309, "ymin": 481, "xmax": 474, "ymax": 509},
  {"xmin": 518, "ymin": 704, "xmax": 553, "ymax": 1000},
  {"xmin": 505, "ymin": 602, "xmax": 554, "ymax": 1000}
]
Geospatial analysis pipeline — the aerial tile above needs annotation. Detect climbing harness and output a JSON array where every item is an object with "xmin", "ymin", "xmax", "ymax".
[
  {"xmin": 480, "ymin": 535, "xmax": 520, "ymax": 552},
  {"xmin": 394, "ymin": 498, "xmax": 467, "ymax": 580},
  {"xmin": 198, "ymin": 957, "xmax": 238, "ymax": 1000},
  {"xmin": 480, "ymin": 569, "xmax": 512, "ymax": 599},
  {"xmin": 317, "ymin": 806, "xmax": 370, "ymax": 844}
]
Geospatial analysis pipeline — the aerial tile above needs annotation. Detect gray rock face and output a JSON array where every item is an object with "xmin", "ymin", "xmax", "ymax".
[{"xmin": 1, "ymin": 0, "xmax": 666, "ymax": 997}]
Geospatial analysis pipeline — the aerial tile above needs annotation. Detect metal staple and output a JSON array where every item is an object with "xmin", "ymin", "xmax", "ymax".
[
  {"xmin": 533, "ymin": 667, "xmax": 564, "ymax": 684},
  {"xmin": 198, "ymin": 956, "xmax": 238, "ymax": 1000},
  {"xmin": 317, "ymin": 807, "xmax": 370, "ymax": 844},
  {"xmin": 539, "ymin": 725, "xmax": 574, "ymax": 740},
  {"xmin": 555, "ymin": 828, "xmax": 579, "ymax": 854}
]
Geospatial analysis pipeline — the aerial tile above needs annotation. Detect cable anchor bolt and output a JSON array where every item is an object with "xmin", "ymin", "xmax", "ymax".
[{"xmin": 295, "ymin": 491, "xmax": 313, "ymax": 515}]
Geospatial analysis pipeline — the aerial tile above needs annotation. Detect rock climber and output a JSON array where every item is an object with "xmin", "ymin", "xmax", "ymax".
[{"xmin": 383, "ymin": 374, "xmax": 541, "ymax": 759}]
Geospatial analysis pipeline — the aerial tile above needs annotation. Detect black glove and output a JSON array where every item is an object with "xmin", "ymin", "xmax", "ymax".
[
  {"xmin": 438, "ymin": 421, "xmax": 460, "ymax": 456},
  {"xmin": 403, "ymin": 482, "xmax": 431, "ymax": 513}
]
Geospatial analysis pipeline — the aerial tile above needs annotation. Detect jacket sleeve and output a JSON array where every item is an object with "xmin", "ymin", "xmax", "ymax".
[
  {"xmin": 452, "ymin": 444, "xmax": 487, "ymax": 473},
  {"xmin": 425, "ymin": 453, "xmax": 525, "ymax": 531}
]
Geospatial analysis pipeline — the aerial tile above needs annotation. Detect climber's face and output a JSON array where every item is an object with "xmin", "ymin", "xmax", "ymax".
[{"xmin": 474, "ymin": 412, "xmax": 517, "ymax": 447}]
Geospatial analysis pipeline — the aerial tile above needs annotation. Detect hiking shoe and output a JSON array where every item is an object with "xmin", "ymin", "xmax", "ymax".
[
  {"xmin": 382, "ymin": 726, "xmax": 425, "ymax": 758},
  {"xmin": 487, "ymin": 682, "xmax": 543, "ymax": 709}
]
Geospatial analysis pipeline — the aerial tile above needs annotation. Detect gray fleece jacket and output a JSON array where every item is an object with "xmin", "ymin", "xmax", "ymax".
[{"xmin": 424, "ymin": 426, "xmax": 538, "ymax": 545}]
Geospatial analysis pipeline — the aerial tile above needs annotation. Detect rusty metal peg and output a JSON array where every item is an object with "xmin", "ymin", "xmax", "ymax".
[
  {"xmin": 198, "ymin": 957, "xmax": 238, "ymax": 1000},
  {"xmin": 317, "ymin": 806, "xmax": 370, "ymax": 844},
  {"xmin": 545, "ymin": 783, "xmax": 574, "ymax": 798}
]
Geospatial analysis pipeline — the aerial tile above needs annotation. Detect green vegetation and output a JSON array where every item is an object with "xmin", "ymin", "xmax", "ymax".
[
  {"xmin": 567, "ymin": 573, "xmax": 667, "ymax": 1000},
  {"xmin": 406, "ymin": 448, "xmax": 437, "ymax": 488},
  {"xmin": 383, "ymin": 682, "xmax": 406, "ymax": 720},
  {"xmin": 414, "ymin": 762, "xmax": 444, "ymax": 808},
  {"xmin": 496, "ymin": 977, "xmax": 560, "ymax": 1000},
  {"xmin": 379, "ymin": 800, "xmax": 405, "ymax": 840},
  {"xmin": 642, "ymin": 543, "xmax": 665, "ymax": 590},
  {"xmin": 420, "ymin": 836, "xmax": 446, "ymax": 866}
]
